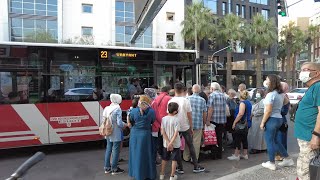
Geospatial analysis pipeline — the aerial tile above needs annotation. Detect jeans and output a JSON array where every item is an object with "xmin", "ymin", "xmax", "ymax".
[
  {"xmin": 177, "ymin": 129, "xmax": 198, "ymax": 169},
  {"xmin": 264, "ymin": 117, "xmax": 288, "ymax": 162},
  {"xmin": 105, "ymin": 138, "xmax": 121, "ymax": 170},
  {"xmin": 278, "ymin": 131, "xmax": 287, "ymax": 150}
]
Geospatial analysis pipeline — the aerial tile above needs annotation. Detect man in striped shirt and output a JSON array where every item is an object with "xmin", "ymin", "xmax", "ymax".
[{"xmin": 206, "ymin": 82, "xmax": 227, "ymax": 159}]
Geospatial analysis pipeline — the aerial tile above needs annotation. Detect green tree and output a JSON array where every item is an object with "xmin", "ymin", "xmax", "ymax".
[
  {"xmin": 25, "ymin": 29, "xmax": 57, "ymax": 43},
  {"xmin": 181, "ymin": 2, "xmax": 216, "ymax": 85},
  {"xmin": 280, "ymin": 21, "xmax": 296, "ymax": 88},
  {"xmin": 306, "ymin": 24, "xmax": 320, "ymax": 62},
  {"xmin": 217, "ymin": 14, "xmax": 243, "ymax": 90},
  {"xmin": 291, "ymin": 28, "xmax": 306, "ymax": 88},
  {"xmin": 243, "ymin": 14, "xmax": 277, "ymax": 87},
  {"xmin": 277, "ymin": 39, "xmax": 287, "ymax": 72}
]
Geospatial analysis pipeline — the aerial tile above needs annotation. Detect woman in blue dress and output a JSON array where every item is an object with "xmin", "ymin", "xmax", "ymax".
[{"xmin": 129, "ymin": 95, "xmax": 156, "ymax": 180}]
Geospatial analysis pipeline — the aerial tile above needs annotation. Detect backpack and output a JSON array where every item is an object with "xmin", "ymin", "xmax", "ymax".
[{"xmin": 99, "ymin": 109, "xmax": 116, "ymax": 137}]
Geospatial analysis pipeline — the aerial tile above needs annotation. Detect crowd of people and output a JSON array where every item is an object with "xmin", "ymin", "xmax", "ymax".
[{"xmin": 101, "ymin": 61, "xmax": 320, "ymax": 180}]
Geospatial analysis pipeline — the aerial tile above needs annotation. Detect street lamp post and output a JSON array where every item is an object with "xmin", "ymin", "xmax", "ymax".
[{"xmin": 209, "ymin": 46, "xmax": 230, "ymax": 84}]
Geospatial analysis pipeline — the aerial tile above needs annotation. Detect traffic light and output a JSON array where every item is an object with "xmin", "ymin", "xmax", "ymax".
[
  {"xmin": 227, "ymin": 40, "xmax": 236, "ymax": 52},
  {"xmin": 277, "ymin": 0, "xmax": 287, "ymax": 17}
]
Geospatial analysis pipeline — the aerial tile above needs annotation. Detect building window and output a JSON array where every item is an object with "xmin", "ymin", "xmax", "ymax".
[
  {"xmin": 228, "ymin": 0, "xmax": 232, "ymax": 14},
  {"xmin": 115, "ymin": 1, "xmax": 134, "ymax": 23},
  {"xmin": 82, "ymin": 4, "xmax": 93, "ymax": 13},
  {"xmin": 115, "ymin": 0, "xmax": 152, "ymax": 48},
  {"xmin": 261, "ymin": 9, "xmax": 269, "ymax": 20},
  {"xmin": 222, "ymin": 2, "xmax": 227, "ymax": 15},
  {"xmin": 204, "ymin": 0, "xmax": 217, "ymax": 14},
  {"xmin": 166, "ymin": 33, "xmax": 174, "ymax": 42},
  {"xmin": 249, "ymin": 6, "xmax": 252, "ymax": 19},
  {"xmin": 241, "ymin": 5, "xmax": 246, "ymax": 18},
  {"xmin": 249, "ymin": 0, "xmax": 268, "ymax": 5},
  {"xmin": 82, "ymin": 27, "xmax": 93, "ymax": 36},
  {"xmin": 236, "ymin": 4, "xmax": 240, "ymax": 16},
  {"xmin": 166, "ymin": 12, "xmax": 175, "ymax": 21}
]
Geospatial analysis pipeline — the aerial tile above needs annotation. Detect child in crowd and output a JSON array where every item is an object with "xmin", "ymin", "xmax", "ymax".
[{"xmin": 160, "ymin": 102, "xmax": 180, "ymax": 180}]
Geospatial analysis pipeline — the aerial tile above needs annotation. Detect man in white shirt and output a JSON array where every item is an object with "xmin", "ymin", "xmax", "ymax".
[{"xmin": 168, "ymin": 82, "xmax": 205, "ymax": 174}]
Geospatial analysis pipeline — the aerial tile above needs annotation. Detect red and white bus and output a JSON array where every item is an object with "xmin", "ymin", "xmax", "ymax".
[{"xmin": 0, "ymin": 42, "xmax": 195, "ymax": 149}]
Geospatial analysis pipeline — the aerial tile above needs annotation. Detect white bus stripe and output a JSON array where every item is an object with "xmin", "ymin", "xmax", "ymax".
[
  {"xmin": 54, "ymin": 126, "xmax": 98, "ymax": 132},
  {"xmin": 12, "ymin": 104, "xmax": 63, "ymax": 144},
  {"xmin": 0, "ymin": 131, "xmax": 33, "ymax": 137},
  {"xmin": 81, "ymin": 102, "xmax": 101, "ymax": 126},
  {"xmin": 0, "ymin": 136, "xmax": 37, "ymax": 142},
  {"xmin": 58, "ymin": 131, "xmax": 99, "ymax": 137}
]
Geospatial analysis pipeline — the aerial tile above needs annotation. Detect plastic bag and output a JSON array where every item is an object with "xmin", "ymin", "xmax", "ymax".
[
  {"xmin": 309, "ymin": 153, "xmax": 320, "ymax": 180},
  {"xmin": 180, "ymin": 135, "xmax": 185, "ymax": 150},
  {"xmin": 203, "ymin": 124, "xmax": 217, "ymax": 145}
]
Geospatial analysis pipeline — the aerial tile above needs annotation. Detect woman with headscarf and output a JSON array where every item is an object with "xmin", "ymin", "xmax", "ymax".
[
  {"xmin": 248, "ymin": 89, "xmax": 267, "ymax": 154},
  {"xmin": 103, "ymin": 94, "xmax": 127, "ymax": 175},
  {"xmin": 128, "ymin": 95, "xmax": 156, "ymax": 180},
  {"xmin": 144, "ymin": 88, "xmax": 157, "ymax": 100}
]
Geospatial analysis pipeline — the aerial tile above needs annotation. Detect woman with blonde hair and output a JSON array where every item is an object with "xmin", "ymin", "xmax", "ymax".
[
  {"xmin": 228, "ymin": 90, "xmax": 252, "ymax": 161},
  {"xmin": 128, "ymin": 95, "xmax": 156, "ymax": 180}
]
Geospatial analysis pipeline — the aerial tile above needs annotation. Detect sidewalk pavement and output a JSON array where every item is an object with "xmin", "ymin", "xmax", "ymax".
[{"xmin": 216, "ymin": 155, "xmax": 298, "ymax": 180}]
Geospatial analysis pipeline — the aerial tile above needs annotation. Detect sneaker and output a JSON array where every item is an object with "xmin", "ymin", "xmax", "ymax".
[
  {"xmin": 176, "ymin": 168, "xmax": 184, "ymax": 174},
  {"xmin": 227, "ymin": 154, "xmax": 240, "ymax": 161},
  {"xmin": 193, "ymin": 166, "xmax": 205, "ymax": 173},
  {"xmin": 262, "ymin": 161, "xmax": 276, "ymax": 171},
  {"xmin": 111, "ymin": 167, "xmax": 125, "ymax": 175},
  {"xmin": 241, "ymin": 154, "xmax": 249, "ymax": 160},
  {"xmin": 278, "ymin": 158, "xmax": 294, "ymax": 167},
  {"xmin": 105, "ymin": 169, "xmax": 111, "ymax": 174},
  {"xmin": 170, "ymin": 175, "xmax": 178, "ymax": 180},
  {"xmin": 160, "ymin": 174, "xmax": 165, "ymax": 180}
]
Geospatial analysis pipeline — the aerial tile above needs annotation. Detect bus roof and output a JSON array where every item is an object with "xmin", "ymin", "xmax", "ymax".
[{"xmin": 0, "ymin": 41, "xmax": 196, "ymax": 53}]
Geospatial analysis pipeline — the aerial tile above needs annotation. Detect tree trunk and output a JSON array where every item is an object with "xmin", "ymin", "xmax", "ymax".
[
  {"xmin": 313, "ymin": 40, "xmax": 316, "ymax": 62},
  {"xmin": 286, "ymin": 46, "xmax": 292, "ymax": 88},
  {"xmin": 308, "ymin": 42, "xmax": 312, "ymax": 62},
  {"xmin": 292, "ymin": 53, "xmax": 297, "ymax": 89},
  {"xmin": 226, "ymin": 50, "xmax": 232, "ymax": 90},
  {"xmin": 256, "ymin": 48, "xmax": 262, "ymax": 87},
  {"xmin": 281, "ymin": 58, "xmax": 285, "ymax": 75}
]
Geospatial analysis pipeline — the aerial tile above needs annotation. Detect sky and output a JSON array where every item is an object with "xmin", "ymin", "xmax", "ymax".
[{"xmin": 278, "ymin": 0, "xmax": 320, "ymax": 28}]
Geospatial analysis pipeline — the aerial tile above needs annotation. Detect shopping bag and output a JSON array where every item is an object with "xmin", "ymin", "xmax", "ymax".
[
  {"xmin": 203, "ymin": 124, "xmax": 217, "ymax": 145},
  {"xmin": 180, "ymin": 135, "xmax": 185, "ymax": 150},
  {"xmin": 309, "ymin": 152, "xmax": 320, "ymax": 180}
]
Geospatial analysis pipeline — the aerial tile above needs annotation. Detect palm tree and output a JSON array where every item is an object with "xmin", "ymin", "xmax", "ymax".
[
  {"xmin": 181, "ymin": 2, "xmax": 216, "ymax": 84},
  {"xmin": 278, "ymin": 39, "xmax": 287, "ymax": 73},
  {"xmin": 306, "ymin": 25, "xmax": 320, "ymax": 62},
  {"xmin": 291, "ymin": 28, "xmax": 306, "ymax": 88},
  {"xmin": 244, "ymin": 14, "xmax": 277, "ymax": 87},
  {"xmin": 280, "ymin": 21, "xmax": 296, "ymax": 88},
  {"xmin": 217, "ymin": 14, "xmax": 243, "ymax": 90}
]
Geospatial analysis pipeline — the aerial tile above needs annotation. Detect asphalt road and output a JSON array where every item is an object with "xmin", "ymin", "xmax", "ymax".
[{"xmin": 0, "ymin": 119, "xmax": 299, "ymax": 180}]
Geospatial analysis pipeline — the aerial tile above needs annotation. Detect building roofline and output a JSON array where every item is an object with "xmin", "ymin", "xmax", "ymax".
[{"xmin": 0, "ymin": 41, "xmax": 196, "ymax": 53}]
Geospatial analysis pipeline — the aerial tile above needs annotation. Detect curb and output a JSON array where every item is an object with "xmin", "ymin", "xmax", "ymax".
[{"xmin": 215, "ymin": 153, "xmax": 299, "ymax": 180}]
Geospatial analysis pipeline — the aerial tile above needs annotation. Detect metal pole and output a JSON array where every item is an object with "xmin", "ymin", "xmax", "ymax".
[{"xmin": 209, "ymin": 46, "xmax": 231, "ymax": 84}]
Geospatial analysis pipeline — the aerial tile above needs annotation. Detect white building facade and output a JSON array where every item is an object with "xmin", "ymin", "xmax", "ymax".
[{"xmin": 0, "ymin": 0, "xmax": 186, "ymax": 49}]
